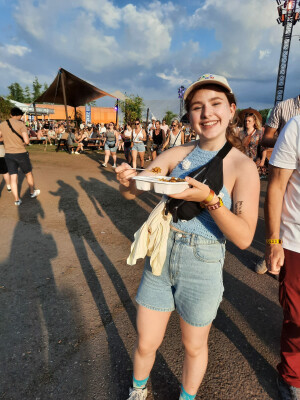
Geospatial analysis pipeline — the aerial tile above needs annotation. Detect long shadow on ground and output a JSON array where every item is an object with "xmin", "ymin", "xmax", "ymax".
[
  {"xmin": 0, "ymin": 197, "xmax": 83, "ymax": 399},
  {"xmin": 51, "ymin": 180, "xmax": 180, "ymax": 399}
]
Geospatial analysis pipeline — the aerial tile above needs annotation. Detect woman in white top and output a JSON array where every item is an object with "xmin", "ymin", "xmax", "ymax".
[
  {"xmin": 162, "ymin": 119, "xmax": 185, "ymax": 150},
  {"xmin": 131, "ymin": 119, "xmax": 146, "ymax": 169}
]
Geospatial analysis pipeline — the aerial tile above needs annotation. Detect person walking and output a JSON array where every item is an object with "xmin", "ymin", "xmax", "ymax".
[
  {"xmin": 0, "ymin": 107, "xmax": 40, "ymax": 206},
  {"xmin": 102, "ymin": 122, "xmax": 119, "ymax": 168},
  {"xmin": 239, "ymin": 112, "xmax": 268, "ymax": 178},
  {"xmin": 116, "ymin": 73, "xmax": 259, "ymax": 400},
  {"xmin": 131, "ymin": 119, "xmax": 146, "ymax": 169},
  {"xmin": 151, "ymin": 120, "xmax": 165, "ymax": 160},
  {"xmin": 264, "ymin": 115, "xmax": 300, "ymax": 400},
  {"xmin": 162, "ymin": 119, "xmax": 185, "ymax": 150}
]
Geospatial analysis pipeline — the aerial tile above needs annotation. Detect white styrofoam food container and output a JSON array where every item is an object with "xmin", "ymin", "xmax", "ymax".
[
  {"xmin": 153, "ymin": 177, "xmax": 189, "ymax": 194},
  {"xmin": 133, "ymin": 176, "xmax": 189, "ymax": 194},
  {"xmin": 132, "ymin": 176, "xmax": 155, "ymax": 191}
]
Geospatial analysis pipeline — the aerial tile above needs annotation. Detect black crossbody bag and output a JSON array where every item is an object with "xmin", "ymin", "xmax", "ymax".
[
  {"xmin": 6, "ymin": 120, "xmax": 25, "ymax": 142},
  {"xmin": 165, "ymin": 141, "xmax": 232, "ymax": 223}
]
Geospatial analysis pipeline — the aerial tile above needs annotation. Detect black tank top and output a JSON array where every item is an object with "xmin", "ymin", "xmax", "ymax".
[{"xmin": 153, "ymin": 129, "xmax": 163, "ymax": 146}]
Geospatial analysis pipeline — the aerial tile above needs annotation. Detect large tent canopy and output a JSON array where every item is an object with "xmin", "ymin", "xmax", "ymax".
[{"xmin": 34, "ymin": 68, "xmax": 116, "ymax": 107}]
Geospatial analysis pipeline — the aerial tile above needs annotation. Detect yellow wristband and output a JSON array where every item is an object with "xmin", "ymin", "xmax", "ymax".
[
  {"xmin": 202, "ymin": 189, "xmax": 215, "ymax": 205},
  {"xmin": 266, "ymin": 239, "xmax": 282, "ymax": 244}
]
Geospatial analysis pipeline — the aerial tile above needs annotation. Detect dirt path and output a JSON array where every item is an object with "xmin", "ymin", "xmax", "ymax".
[{"xmin": 0, "ymin": 147, "xmax": 281, "ymax": 399}]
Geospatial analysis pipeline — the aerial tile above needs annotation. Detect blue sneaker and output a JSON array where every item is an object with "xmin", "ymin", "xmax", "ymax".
[{"xmin": 277, "ymin": 375, "xmax": 300, "ymax": 400}]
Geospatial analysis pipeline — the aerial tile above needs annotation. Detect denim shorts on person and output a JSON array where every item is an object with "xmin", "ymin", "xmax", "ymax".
[
  {"xmin": 104, "ymin": 141, "xmax": 117, "ymax": 152},
  {"xmin": 135, "ymin": 229, "xmax": 226, "ymax": 327},
  {"xmin": 5, "ymin": 152, "xmax": 32, "ymax": 175},
  {"xmin": 132, "ymin": 142, "xmax": 145, "ymax": 152}
]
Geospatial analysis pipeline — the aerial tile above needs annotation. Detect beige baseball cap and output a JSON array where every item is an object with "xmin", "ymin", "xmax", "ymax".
[{"xmin": 184, "ymin": 73, "xmax": 233, "ymax": 100}]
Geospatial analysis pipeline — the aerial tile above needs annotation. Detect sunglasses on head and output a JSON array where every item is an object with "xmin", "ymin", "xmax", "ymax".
[{"xmin": 135, "ymin": 122, "xmax": 140, "ymax": 125}]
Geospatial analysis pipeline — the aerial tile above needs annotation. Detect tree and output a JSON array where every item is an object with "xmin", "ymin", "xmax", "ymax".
[
  {"xmin": 7, "ymin": 82, "xmax": 25, "ymax": 102},
  {"xmin": 88, "ymin": 100, "xmax": 97, "ymax": 107},
  {"xmin": 259, "ymin": 108, "xmax": 272, "ymax": 125},
  {"xmin": 163, "ymin": 110, "xmax": 178, "ymax": 126},
  {"xmin": 43, "ymin": 83, "xmax": 49, "ymax": 92},
  {"xmin": 0, "ymin": 97, "xmax": 12, "ymax": 120},
  {"xmin": 32, "ymin": 76, "xmax": 42, "ymax": 101},
  {"xmin": 119, "ymin": 95, "xmax": 145, "ymax": 125},
  {"xmin": 24, "ymin": 86, "xmax": 32, "ymax": 103}
]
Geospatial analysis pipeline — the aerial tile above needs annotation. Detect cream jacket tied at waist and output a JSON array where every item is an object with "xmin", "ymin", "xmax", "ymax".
[{"xmin": 127, "ymin": 199, "xmax": 172, "ymax": 276}]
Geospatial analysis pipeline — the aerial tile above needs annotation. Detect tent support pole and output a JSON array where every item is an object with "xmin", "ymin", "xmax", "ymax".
[
  {"xmin": 61, "ymin": 71, "xmax": 70, "ymax": 133},
  {"xmin": 74, "ymin": 107, "xmax": 77, "ymax": 127},
  {"xmin": 116, "ymin": 99, "xmax": 119, "ymax": 127},
  {"xmin": 146, "ymin": 107, "xmax": 149, "ymax": 134}
]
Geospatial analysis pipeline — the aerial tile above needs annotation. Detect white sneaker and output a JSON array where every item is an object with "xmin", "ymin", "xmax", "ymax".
[
  {"xmin": 112, "ymin": 164, "xmax": 117, "ymax": 168},
  {"xmin": 75, "ymin": 152, "xmax": 80, "ymax": 154},
  {"xmin": 30, "ymin": 189, "xmax": 40, "ymax": 199},
  {"xmin": 7, "ymin": 185, "xmax": 11, "ymax": 192},
  {"xmin": 127, "ymin": 387, "xmax": 148, "ymax": 399},
  {"xmin": 102, "ymin": 163, "xmax": 107, "ymax": 167},
  {"xmin": 15, "ymin": 199, "xmax": 22, "ymax": 206}
]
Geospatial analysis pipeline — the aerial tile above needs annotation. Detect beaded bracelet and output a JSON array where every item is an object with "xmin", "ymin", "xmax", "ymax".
[{"xmin": 206, "ymin": 197, "xmax": 223, "ymax": 211}]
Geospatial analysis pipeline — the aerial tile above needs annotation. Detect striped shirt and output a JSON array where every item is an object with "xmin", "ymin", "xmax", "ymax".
[{"xmin": 266, "ymin": 96, "xmax": 300, "ymax": 134}]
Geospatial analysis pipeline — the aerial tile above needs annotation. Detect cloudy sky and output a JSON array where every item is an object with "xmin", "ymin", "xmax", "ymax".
[{"xmin": 0, "ymin": 0, "xmax": 300, "ymax": 114}]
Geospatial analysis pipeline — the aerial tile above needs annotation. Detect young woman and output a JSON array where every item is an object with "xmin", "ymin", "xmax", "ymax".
[
  {"xmin": 102, "ymin": 122, "xmax": 119, "ymax": 168},
  {"xmin": 116, "ymin": 74, "xmax": 260, "ymax": 400},
  {"xmin": 73, "ymin": 129, "xmax": 87, "ymax": 154},
  {"xmin": 151, "ymin": 120, "xmax": 166, "ymax": 160},
  {"xmin": 239, "ymin": 112, "xmax": 268, "ymax": 177},
  {"xmin": 162, "ymin": 119, "xmax": 185, "ymax": 150},
  {"xmin": 131, "ymin": 119, "xmax": 146, "ymax": 169}
]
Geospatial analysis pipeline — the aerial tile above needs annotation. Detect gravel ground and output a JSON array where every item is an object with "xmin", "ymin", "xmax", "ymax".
[{"xmin": 0, "ymin": 146, "xmax": 281, "ymax": 400}]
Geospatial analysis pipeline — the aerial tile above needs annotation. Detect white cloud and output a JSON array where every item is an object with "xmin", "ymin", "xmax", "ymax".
[
  {"xmin": 13, "ymin": 0, "xmax": 175, "ymax": 71},
  {"xmin": 81, "ymin": 0, "xmax": 122, "ymax": 28},
  {"xmin": 184, "ymin": 0, "xmax": 282, "ymax": 79},
  {"xmin": 0, "ymin": 62, "xmax": 50, "ymax": 91},
  {"xmin": 259, "ymin": 49, "xmax": 271, "ymax": 60},
  {"xmin": 156, "ymin": 69, "xmax": 192, "ymax": 86},
  {"xmin": 5, "ymin": 45, "xmax": 31, "ymax": 56}
]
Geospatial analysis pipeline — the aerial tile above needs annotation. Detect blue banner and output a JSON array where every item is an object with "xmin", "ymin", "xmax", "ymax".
[{"xmin": 85, "ymin": 105, "xmax": 91, "ymax": 124}]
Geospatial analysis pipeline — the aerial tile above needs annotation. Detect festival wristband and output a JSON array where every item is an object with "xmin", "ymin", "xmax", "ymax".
[
  {"xmin": 206, "ymin": 197, "xmax": 223, "ymax": 211},
  {"xmin": 266, "ymin": 239, "xmax": 282, "ymax": 244},
  {"xmin": 202, "ymin": 189, "xmax": 215, "ymax": 205}
]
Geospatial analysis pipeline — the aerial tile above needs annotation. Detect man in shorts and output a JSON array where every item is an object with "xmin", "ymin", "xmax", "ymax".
[{"xmin": 0, "ymin": 107, "xmax": 40, "ymax": 206}]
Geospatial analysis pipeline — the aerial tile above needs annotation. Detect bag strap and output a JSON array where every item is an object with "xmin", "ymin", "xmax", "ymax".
[
  {"xmin": 192, "ymin": 141, "xmax": 232, "ymax": 181},
  {"xmin": 6, "ymin": 120, "xmax": 25, "ymax": 142},
  {"xmin": 170, "ymin": 130, "xmax": 181, "ymax": 148}
]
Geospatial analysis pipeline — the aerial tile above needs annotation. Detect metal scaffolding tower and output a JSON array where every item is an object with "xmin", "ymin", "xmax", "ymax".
[{"xmin": 274, "ymin": 0, "xmax": 300, "ymax": 105}]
